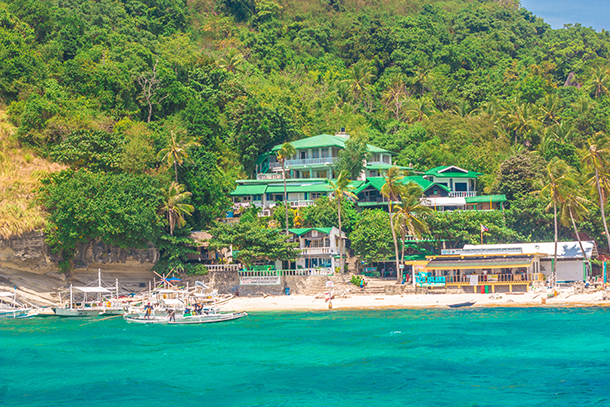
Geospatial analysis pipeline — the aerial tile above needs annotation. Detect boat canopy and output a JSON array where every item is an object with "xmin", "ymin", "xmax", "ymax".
[
  {"xmin": 426, "ymin": 256, "xmax": 534, "ymax": 270},
  {"xmin": 0, "ymin": 292, "xmax": 15, "ymax": 297},
  {"xmin": 73, "ymin": 286, "xmax": 112, "ymax": 293},
  {"xmin": 160, "ymin": 299, "xmax": 184, "ymax": 306}
]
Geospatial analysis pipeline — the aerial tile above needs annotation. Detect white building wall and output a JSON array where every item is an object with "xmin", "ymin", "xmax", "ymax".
[{"xmin": 540, "ymin": 260, "xmax": 586, "ymax": 282}]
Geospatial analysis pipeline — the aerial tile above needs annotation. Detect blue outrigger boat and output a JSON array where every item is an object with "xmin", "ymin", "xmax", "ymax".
[{"xmin": 447, "ymin": 301, "xmax": 476, "ymax": 308}]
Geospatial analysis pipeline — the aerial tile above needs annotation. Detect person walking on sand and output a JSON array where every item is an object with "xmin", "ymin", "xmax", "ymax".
[{"xmin": 360, "ymin": 276, "xmax": 365, "ymax": 290}]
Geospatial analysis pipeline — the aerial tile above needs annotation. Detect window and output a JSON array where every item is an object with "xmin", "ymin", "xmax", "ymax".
[
  {"xmin": 315, "ymin": 170, "xmax": 327, "ymax": 178},
  {"xmin": 253, "ymin": 195, "xmax": 262, "ymax": 201},
  {"xmin": 312, "ymin": 149, "xmax": 320, "ymax": 159},
  {"xmin": 382, "ymin": 155, "xmax": 390, "ymax": 164},
  {"xmin": 370, "ymin": 170, "xmax": 379, "ymax": 177},
  {"xmin": 311, "ymin": 192, "xmax": 324, "ymax": 199},
  {"xmin": 455, "ymin": 182, "xmax": 467, "ymax": 192},
  {"xmin": 321, "ymin": 148, "xmax": 329, "ymax": 158},
  {"xmin": 302, "ymin": 171, "xmax": 310, "ymax": 178},
  {"xmin": 300, "ymin": 151, "xmax": 307, "ymax": 159}
]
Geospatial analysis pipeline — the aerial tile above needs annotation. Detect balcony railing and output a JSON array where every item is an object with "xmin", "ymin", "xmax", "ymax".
[
  {"xmin": 449, "ymin": 191, "xmax": 477, "ymax": 197},
  {"xmin": 238, "ymin": 268, "xmax": 334, "ymax": 277},
  {"xmin": 256, "ymin": 173, "xmax": 284, "ymax": 180},
  {"xmin": 269, "ymin": 157, "xmax": 338, "ymax": 169},
  {"xmin": 206, "ymin": 264, "xmax": 241, "ymax": 273},
  {"xmin": 301, "ymin": 247, "xmax": 332, "ymax": 255},
  {"xmin": 445, "ymin": 273, "xmax": 544, "ymax": 284},
  {"xmin": 289, "ymin": 200, "xmax": 314, "ymax": 208}
]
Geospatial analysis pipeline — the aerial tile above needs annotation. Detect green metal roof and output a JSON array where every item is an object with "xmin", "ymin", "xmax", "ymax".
[
  {"xmin": 230, "ymin": 185, "xmax": 267, "ymax": 196},
  {"xmin": 366, "ymin": 177, "xmax": 387, "ymax": 192},
  {"xmin": 425, "ymin": 166, "xmax": 482, "ymax": 179},
  {"xmin": 361, "ymin": 176, "xmax": 449, "ymax": 194},
  {"xmin": 266, "ymin": 184, "xmax": 330, "ymax": 194},
  {"xmin": 288, "ymin": 227, "xmax": 334, "ymax": 236},
  {"xmin": 366, "ymin": 164, "xmax": 411, "ymax": 170},
  {"xmin": 269, "ymin": 134, "xmax": 393, "ymax": 155},
  {"xmin": 354, "ymin": 182, "xmax": 371, "ymax": 195},
  {"xmin": 465, "ymin": 195, "xmax": 507, "ymax": 204}
]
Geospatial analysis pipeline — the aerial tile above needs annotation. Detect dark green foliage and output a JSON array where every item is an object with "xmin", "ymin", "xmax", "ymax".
[
  {"xmin": 350, "ymin": 209, "xmax": 393, "ymax": 264},
  {"xmin": 301, "ymin": 197, "xmax": 359, "ymax": 234},
  {"xmin": 50, "ymin": 130, "xmax": 124, "ymax": 171},
  {"xmin": 335, "ymin": 136, "xmax": 369, "ymax": 179},
  {"xmin": 39, "ymin": 170, "xmax": 162, "ymax": 258},
  {"xmin": 494, "ymin": 152, "xmax": 546, "ymax": 201},
  {"xmin": 209, "ymin": 220, "xmax": 298, "ymax": 267},
  {"xmin": 153, "ymin": 231, "xmax": 199, "ymax": 274},
  {"xmin": 180, "ymin": 148, "xmax": 232, "ymax": 229}
]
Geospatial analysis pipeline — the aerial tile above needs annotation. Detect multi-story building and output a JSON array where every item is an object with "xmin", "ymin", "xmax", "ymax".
[{"xmin": 230, "ymin": 132, "xmax": 506, "ymax": 215}]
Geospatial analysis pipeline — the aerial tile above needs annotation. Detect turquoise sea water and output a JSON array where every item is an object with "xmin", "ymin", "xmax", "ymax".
[{"xmin": 2, "ymin": 308, "xmax": 610, "ymax": 407}]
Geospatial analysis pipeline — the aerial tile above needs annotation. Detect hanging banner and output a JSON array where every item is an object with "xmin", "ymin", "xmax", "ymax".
[
  {"xmin": 469, "ymin": 275, "xmax": 479, "ymax": 286},
  {"xmin": 240, "ymin": 276, "xmax": 281, "ymax": 285}
]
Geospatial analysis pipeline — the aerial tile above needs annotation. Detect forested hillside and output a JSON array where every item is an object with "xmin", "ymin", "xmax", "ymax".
[{"xmin": 2, "ymin": 0, "xmax": 610, "ymax": 270}]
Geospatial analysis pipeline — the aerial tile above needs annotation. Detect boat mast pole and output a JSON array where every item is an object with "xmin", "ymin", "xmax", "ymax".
[
  {"xmin": 116, "ymin": 278, "xmax": 119, "ymax": 300},
  {"xmin": 70, "ymin": 284, "xmax": 73, "ymax": 310},
  {"xmin": 98, "ymin": 268, "xmax": 102, "ymax": 288}
]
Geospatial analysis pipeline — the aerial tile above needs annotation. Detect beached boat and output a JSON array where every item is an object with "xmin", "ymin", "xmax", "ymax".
[
  {"xmin": 447, "ymin": 301, "xmax": 476, "ymax": 308},
  {"xmin": 123, "ymin": 308, "xmax": 247, "ymax": 325},
  {"xmin": 53, "ymin": 285, "xmax": 114, "ymax": 317},
  {"xmin": 0, "ymin": 291, "xmax": 36, "ymax": 319}
]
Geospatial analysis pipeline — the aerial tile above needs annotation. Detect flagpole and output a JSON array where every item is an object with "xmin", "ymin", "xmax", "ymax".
[{"xmin": 481, "ymin": 228, "xmax": 483, "ymax": 245}]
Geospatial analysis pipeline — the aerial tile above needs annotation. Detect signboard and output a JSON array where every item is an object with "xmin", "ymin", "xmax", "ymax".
[
  {"xmin": 415, "ymin": 272, "xmax": 446, "ymax": 288},
  {"xmin": 488, "ymin": 275, "xmax": 498, "ymax": 282},
  {"xmin": 326, "ymin": 281, "xmax": 334, "ymax": 288},
  {"xmin": 240, "ymin": 276, "xmax": 281, "ymax": 286},
  {"xmin": 469, "ymin": 275, "xmax": 479, "ymax": 286}
]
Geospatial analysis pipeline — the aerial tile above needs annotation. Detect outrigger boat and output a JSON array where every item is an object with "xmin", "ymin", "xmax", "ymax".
[
  {"xmin": 123, "ymin": 308, "xmax": 247, "ymax": 324},
  {"xmin": 54, "ymin": 270, "xmax": 130, "ymax": 317},
  {"xmin": 0, "ymin": 290, "xmax": 37, "ymax": 319},
  {"xmin": 447, "ymin": 301, "xmax": 476, "ymax": 308}
]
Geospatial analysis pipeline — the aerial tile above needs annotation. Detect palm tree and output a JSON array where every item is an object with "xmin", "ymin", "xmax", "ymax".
[
  {"xmin": 218, "ymin": 48, "xmax": 244, "ymax": 73},
  {"xmin": 587, "ymin": 66, "xmax": 610, "ymax": 99},
  {"xmin": 583, "ymin": 132, "xmax": 610, "ymax": 252},
  {"xmin": 392, "ymin": 182, "xmax": 432, "ymax": 272},
  {"xmin": 532, "ymin": 157, "xmax": 572, "ymax": 286},
  {"xmin": 277, "ymin": 142, "xmax": 296, "ymax": 236},
  {"xmin": 159, "ymin": 182, "xmax": 194, "ymax": 236},
  {"xmin": 505, "ymin": 102, "xmax": 540, "ymax": 145},
  {"xmin": 560, "ymin": 182, "xmax": 592, "ymax": 272},
  {"xmin": 342, "ymin": 60, "xmax": 374, "ymax": 105},
  {"xmin": 405, "ymin": 97, "xmax": 433, "ymax": 123},
  {"xmin": 538, "ymin": 94, "xmax": 562, "ymax": 125},
  {"xmin": 157, "ymin": 132, "xmax": 200, "ymax": 183},
  {"xmin": 382, "ymin": 73, "xmax": 408, "ymax": 121},
  {"xmin": 327, "ymin": 171, "xmax": 358, "ymax": 274},
  {"xmin": 381, "ymin": 166, "xmax": 407, "ymax": 282},
  {"xmin": 409, "ymin": 64, "xmax": 435, "ymax": 96}
]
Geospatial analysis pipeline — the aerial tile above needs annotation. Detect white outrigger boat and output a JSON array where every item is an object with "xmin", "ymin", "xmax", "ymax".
[
  {"xmin": 123, "ymin": 308, "xmax": 247, "ymax": 325},
  {"xmin": 54, "ymin": 270, "xmax": 130, "ymax": 317},
  {"xmin": 0, "ymin": 290, "xmax": 37, "ymax": 319}
]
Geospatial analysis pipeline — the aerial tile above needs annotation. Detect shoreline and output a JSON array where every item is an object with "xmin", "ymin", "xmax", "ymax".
[{"xmin": 227, "ymin": 292, "xmax": 610, "ymax": 312}]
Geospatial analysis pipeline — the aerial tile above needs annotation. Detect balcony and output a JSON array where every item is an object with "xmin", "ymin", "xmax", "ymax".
[
  {"xmin": 256, "ymin": 173, "xmax": 284, "ymax": 180},
  {"xmin": 268, "ymin": 157, "xmax": 338, "ymax": 169},
  {"xmin": 288, "ymin": 200, "xmax": 314, "ymax": 208},
  {"xmin": 449, "ymin": 191, "xmax": 477, "ymax": 198},
  {"xmin": 301, "ymin": 247, "xmax": 332, "ymax": 255}
]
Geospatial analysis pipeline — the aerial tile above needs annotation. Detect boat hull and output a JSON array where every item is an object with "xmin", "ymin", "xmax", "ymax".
[
  {"xmin": 0, "ymin": 308, "xmax": 32, "ymax": 319},
  {"xmin": 53, "ymin": 308, "xmax": 102, "ymax": 317},
  {"xmin": 447, "ymin": 301, "xmax": 476, "ymax": 308},
  {"xmin": 124, "ymin": 311, "xmax": 248, "ymax": 325}
]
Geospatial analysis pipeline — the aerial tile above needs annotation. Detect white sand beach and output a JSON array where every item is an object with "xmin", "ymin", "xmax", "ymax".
[{"xmin": 228, "ymin": 291, "xmax": 610, "ymax": 312}]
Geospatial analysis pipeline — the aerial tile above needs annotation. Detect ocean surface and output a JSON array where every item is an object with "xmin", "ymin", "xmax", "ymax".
[
  {"xmin": 2, "ymin": 308, "xmax": 610, "ymax": 407},
  {"xmin": 521, "ymin": 0, "xmax": 610, "ymax": 31}
]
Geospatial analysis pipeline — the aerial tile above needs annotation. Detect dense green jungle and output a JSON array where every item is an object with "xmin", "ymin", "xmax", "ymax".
[{"xmin": 2, "ymin": 0, "xmax": 610, "ymax": 272}]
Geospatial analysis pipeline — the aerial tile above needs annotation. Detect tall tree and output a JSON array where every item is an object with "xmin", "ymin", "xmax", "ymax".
[
  {"xmin": 560, "ymin": 181, "xmax": 591, "ymax": 272},
  {"xmin": 277, "ymin": 142, "xmax": 296, "ymax": 236},
  {"xmin": 159, "ymin": 182, "xmax": 194, "ymax": 236},
  {"xmin": 587, "ymin": 66, "xmax": 610, "ymax": 99},
  {"xmin": 327, "ymin": 170, "xmax": 358, "ymax": 273},
  {"xmin": 532, "ymin": 157, "xmax": 572, "ymax": 286},
  {"xmin": 342, "ymin": 60, "xmax": 374, "ymax": 105},
  {"xmin": 381, "ymin": 166, "xmax": 406, "ymax": 281},
  {"xmin": 158, "ymin": 132, "xmax": 200, "ymax": 183},
  {"xmin": 335, "ymin": 136, "xmax": 370, "ymax": 180},
  {"xmin": 392, "ymin": 182, "xmax": 432, "ymax": 268},
  {"xmin": 583, "ymin": 132, "xmax": 610, "ymax": 253},
  {"xmin": 138, "ymin": 59, "xmax": 168, "ymax": 123}
]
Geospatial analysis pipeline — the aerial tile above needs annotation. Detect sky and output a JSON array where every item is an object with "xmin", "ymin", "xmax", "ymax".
[{"xmin": 520, "ymin": 0, "xmax": 610, "ymax": 31}]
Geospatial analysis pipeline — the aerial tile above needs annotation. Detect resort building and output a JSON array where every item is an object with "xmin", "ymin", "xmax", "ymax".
[
  {"xmin": 276, "ymin": 227, "xmax": 347, "ymax": 272},
  {"xmin": 231, "ymin": 131, "xmax": 506, "ymax": 215},
  {"xmin": 415, "ymin": 241, "xmax": 597, "ymax": 293}
]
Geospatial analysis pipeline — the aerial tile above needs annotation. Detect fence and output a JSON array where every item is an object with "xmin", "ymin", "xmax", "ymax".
[
  {"xmin": 206, "ymin": 264, "xmax": 241, "ymax": 273},
  {"xmin": 445, "ymin": 273, "xmax": 544, "ymax": 284},
  {"xmin": 238, "ymin": 268, "xmax": 333, "ymax": 277}
]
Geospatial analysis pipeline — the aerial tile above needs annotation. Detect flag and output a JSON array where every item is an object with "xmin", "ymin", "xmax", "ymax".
[{"xmin": 480, "ymin": 224, "xmax": 489, "ymax": 233}]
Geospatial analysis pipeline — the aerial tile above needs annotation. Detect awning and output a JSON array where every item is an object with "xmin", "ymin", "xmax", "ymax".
[
  {"xmin": 230, "ymin": 184, "xmax": 267, "ymax": 196},
  {"xmin": 73, "ymin": 286, "xmax": 112, "ymax": 293},
  {"xmin": 266, "ymin": 184, "xmax": 330, "ymax": 194},
  {"xmin": 0, "ymin": 292, "xmax": 14, "ymax": 297},
  {"xmin": 425, "ymin": 257, "xmax": 534, "ymax": 270},
  {"xmin": 422, "ymin": 197, "xmax": 466, "ymax": 207}
]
